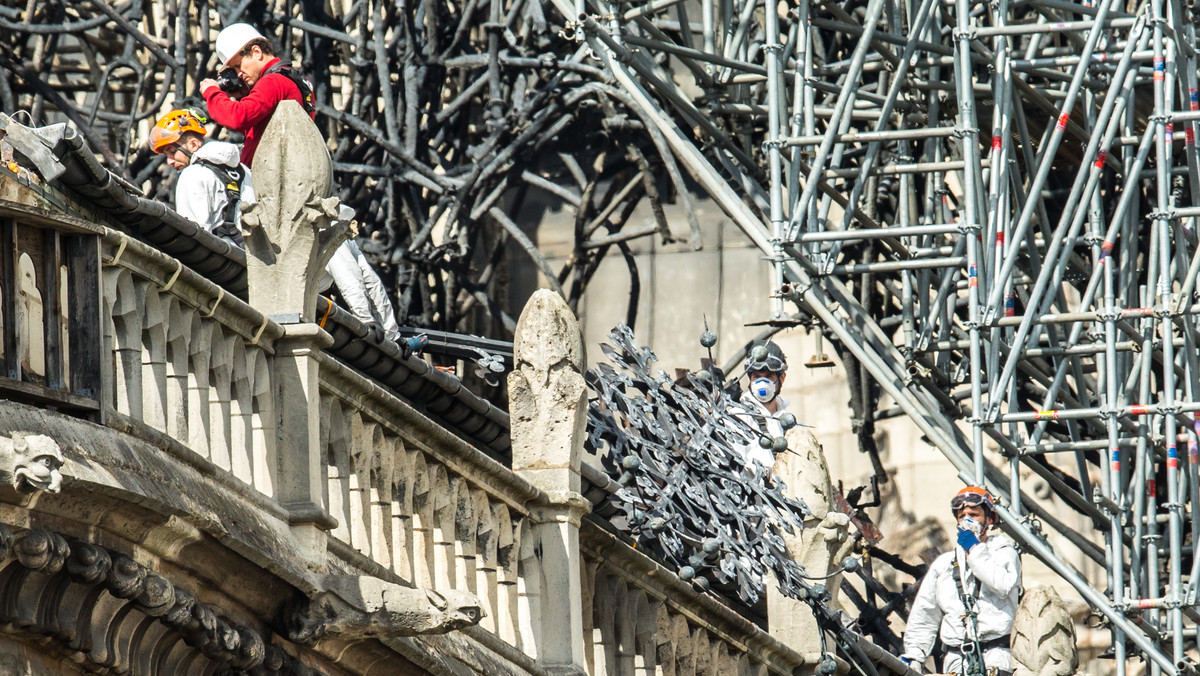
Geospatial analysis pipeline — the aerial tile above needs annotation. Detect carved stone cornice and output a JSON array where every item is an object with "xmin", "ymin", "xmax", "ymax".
[{"xmin": 0, "ymin": 523, "xmax": 320, "ymax": 675}]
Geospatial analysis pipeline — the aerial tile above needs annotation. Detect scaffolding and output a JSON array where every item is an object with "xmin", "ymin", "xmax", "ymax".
[
  {"xmin": 574, "ymin": 0, "xmax": 1200, "ymax": 672},
  {"xmin": 3, "ymin": 0, "xmax": 1200, "ymax": 671}
]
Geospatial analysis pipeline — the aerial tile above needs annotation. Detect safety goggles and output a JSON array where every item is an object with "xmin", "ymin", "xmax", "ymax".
[
  {"xmin": 951, "ymin": 491, "xmax": 993, "ymax": 512},
  {"xmin": 746, "ymin": 353, "xmax": 786, "ymax": 373}
]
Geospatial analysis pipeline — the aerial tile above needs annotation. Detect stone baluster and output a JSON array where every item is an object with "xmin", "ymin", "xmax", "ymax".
[
  {"xmin": 324, "ymin": 400, "xmax": 352, "ymax": 544},
  {"xmin": 692, "ymin": 627, "xmax": 711, "ymax": 676},
  {"xmin": 369, "ymin": 431, "xmax": 395, "ymax": 571},
  {"xmin": 347, "ymin": 414, "xmax": 371, "ymax": 555},
  {"xmin": 410, "ymin": 458, "xmax": 437, "ymax": 589},
  {"xmin": 668, "ymin": 615, "xmax": 691, "ymax": 675},
  {"xmin": 452, "ymin": 483, "xmax": 479, "ymax": 595},
  {"xmin": 229, "ymin": 344, "xmax": 253, "ymax": 485},
  {"xmin": 508, "ymin": 289, "xmax": 590, "ymax": 674},
  {"xmin": 105, "ymin": 270, "xmax": 142, "ymax": 419},
  {"xmin": 239, "ymin": 100, "xmax": 347, "ymax": 561},
  {"xmin": 140, "ymin": 291, "xmax": 168, "ymax": 432},
  {"xmin": 185, "ymin": 318, "xmax": 212, "ymax": 459},
  {"xmin": 391, "ymin": 447, "xmax": 416, "ymax": 582},
  {"xmin": 249, "ymin": 357, "xmax": 275, "ymax": 497},
  {"xmin": 207, "ymin": 332, "xmax": 234, "ymax": 471},
  {"xmin": 592, "ymin": 573, "xmax": 619, "ymax": 673},
  {"xmin": 495, "ymin": 510, "xmax": 520, "ymax": 646},
  {"xmin": 164, "ymin": 303, "xmax": 190, "ymax": 443},
  {"xmin": 476, "ymin": 503, "xmax": 500, "ymax": 634},
  {"xmin": 431, "ymin": 470, "xmax": 456, "ymax": 591},
  {"xmin": 630, "ymin": 592, "xmax": 657, "ymax": 675}
]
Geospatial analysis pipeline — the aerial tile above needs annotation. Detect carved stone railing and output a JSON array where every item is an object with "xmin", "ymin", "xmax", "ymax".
[
  {"xmin": 315, "ymin": 357, "xmax": 535, "ymax": 652},
  {"xmin": 0, "ymin": 112, "xmax": 839, "ymax": 675},
  {"xmin": 100, "ymin": 229, "xmax": 286, "ymax": 496}
]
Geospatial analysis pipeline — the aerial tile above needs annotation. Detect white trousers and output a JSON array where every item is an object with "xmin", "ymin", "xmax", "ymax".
[
  {"xmin": 942, "ymin": 646, "xmax": 1011, "ymax": 675},
  {"xmin": 323, "ymin": 240, "xmax": 399, "ymax": 337}
]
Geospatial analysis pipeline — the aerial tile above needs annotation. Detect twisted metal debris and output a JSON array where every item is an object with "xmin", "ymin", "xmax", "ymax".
[
  {"xmin": 586, "ymin": 324, "xmax": 916, "ymax": 659},
  {"xmin": 586, "ymin": 324, "xmax": 811, "ymax": 605}
]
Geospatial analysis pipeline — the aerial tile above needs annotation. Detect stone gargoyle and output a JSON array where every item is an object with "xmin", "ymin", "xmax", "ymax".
[
  {"xmin": 281, "ymin": 575, "xmax": 484, "ymax": 644},
  {"xmin": 0, "ymin": 431, "xmax": 65, "ymax": 494}
]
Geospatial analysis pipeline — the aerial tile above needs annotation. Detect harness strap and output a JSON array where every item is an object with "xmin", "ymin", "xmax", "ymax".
[
  {"xmin": 952, "ymin": 557, "xmax": 986, "ymax": 676},
  {"xmin": 946, "ymin": 636, "xmax": 1011, "ymax": 653},
  {"xmin": 194, "ymin": 158, "xmax": 244, "ymax": 235},
  {"xmin": 263, "ymin": 62, "xmax": 316, "ymax": 114}
]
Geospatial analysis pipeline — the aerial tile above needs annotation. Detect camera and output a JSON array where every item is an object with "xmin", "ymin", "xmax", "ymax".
[{"xmin": 216, "ymin": 68, "xmax": 247, "ymax": 96}]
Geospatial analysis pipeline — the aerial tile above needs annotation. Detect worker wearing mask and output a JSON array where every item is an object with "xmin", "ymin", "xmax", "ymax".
[
  {"xmin": 901, "ymin": 487, "xmax": 1022, "ymax": 676},
  {"xmin": 735, "ymin": 340, "xmax": 792, "ymax": 471}
]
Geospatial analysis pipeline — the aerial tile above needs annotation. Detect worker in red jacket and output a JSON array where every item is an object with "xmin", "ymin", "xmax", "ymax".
[{"xmin": 199, "ymin": 23, "xmax": 316, "ymax": 167}]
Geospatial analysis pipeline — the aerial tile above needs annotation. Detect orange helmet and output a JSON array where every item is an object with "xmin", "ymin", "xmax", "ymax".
[
  {"xmin": 149, "ymin": 108, "xmax": 208, "ymax": 153},
  {"xmin": 951, "ymin": 486, "xmax": 996, "ymax": 522}
]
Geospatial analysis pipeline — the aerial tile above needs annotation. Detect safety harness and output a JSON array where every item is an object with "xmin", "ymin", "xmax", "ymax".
[
  {"xmin": 263, "ymin": 62, "xmax": 316, "ymax": 115},
  {"xmin": 194, "ymin": 158, "xmax": 245, "ymax": 242},
  {"xmin": 951, "ymin": 556, "xmax": 988, "ymax": 676}
]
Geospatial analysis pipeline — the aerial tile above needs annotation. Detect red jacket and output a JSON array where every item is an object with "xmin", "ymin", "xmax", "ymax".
[{"xmin": 203, "ymin": 58, "xmax": 315, "ymax": 167}]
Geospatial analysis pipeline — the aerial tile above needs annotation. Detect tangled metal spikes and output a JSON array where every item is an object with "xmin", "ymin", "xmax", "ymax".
[
  {"xmin": 0, "ymin": 0, "xmax": 693, "ymax": 335},
  {"xmin": 586, "ymin": 324, "xmax": 812, "ymax": 605}
]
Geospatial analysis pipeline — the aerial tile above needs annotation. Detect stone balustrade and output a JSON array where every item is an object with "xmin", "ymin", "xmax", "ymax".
[
  {"xmin": 100, "ymin": 229, "xmax": 285, "ymax": 497},
  {"xmin": 0, "ymin": 127, "xmax": 832, "ymax": 674},
  {"xmin": 315, "ymin": 357, "xmax": 534, "ymax": 650}
]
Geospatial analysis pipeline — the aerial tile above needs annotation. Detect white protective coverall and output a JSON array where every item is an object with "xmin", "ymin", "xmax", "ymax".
[
  {"xmin": 901, "ymin": 533, "xmax": 1021, "ymax": 675},
  {"xmin": 733, "ymin": 392, "xmax": 791, "ymax": 471},
  {"xmin": 174, "ymin": 141, "xmax": 254, "ymax": 244},
  {"xmin": 321, "ymin": 239, "xmax": 400, "ymax": 340}
]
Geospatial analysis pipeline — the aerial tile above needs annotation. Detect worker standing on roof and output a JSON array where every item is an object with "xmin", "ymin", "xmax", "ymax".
[
  {"xmin": 900, "ymin": 487, "xmax": 1022, "ymax": 676},
  {"xmin": 198, "ymin": 23, "xmax": 316, "ymax": 167},
  {"xmin": 319, "ymin": 206, "xmax": 402, "ymax": 342},
  {"xmin": 734, "ymin": 340, "xmax": 793, "ymax": 471},
  {"xmin": 149, "ymin": 108, "xmax": 253, "ymax": 247}
]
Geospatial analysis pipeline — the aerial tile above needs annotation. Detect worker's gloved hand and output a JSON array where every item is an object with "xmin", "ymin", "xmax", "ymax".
[
  {"xmin": 899, "ymin": 656, "xmax": 925, "ymax": 674},
  {"xmin": 957, "ymin": 517, "xmax": 982, "ymax": 552}
]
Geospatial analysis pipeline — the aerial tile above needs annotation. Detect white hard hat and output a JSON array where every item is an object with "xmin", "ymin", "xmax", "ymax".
[{"xmin": 215, "ymin": 23, "xmax": 266, "ymax": 67}]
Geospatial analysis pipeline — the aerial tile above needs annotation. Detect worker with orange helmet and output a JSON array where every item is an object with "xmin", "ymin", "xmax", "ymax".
[
  {"xmin": 149, "ymin": 107, "xmax": 254, "ymax": 246},
  {"xmin": 900, "ymin": 486, "xmax": 1021, "ymax": 676}
]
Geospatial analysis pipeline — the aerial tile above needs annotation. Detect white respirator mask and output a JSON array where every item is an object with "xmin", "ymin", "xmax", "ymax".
[{"xmin": 750, "ymin": 377, "xmax": 776, "ymax": 404}]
